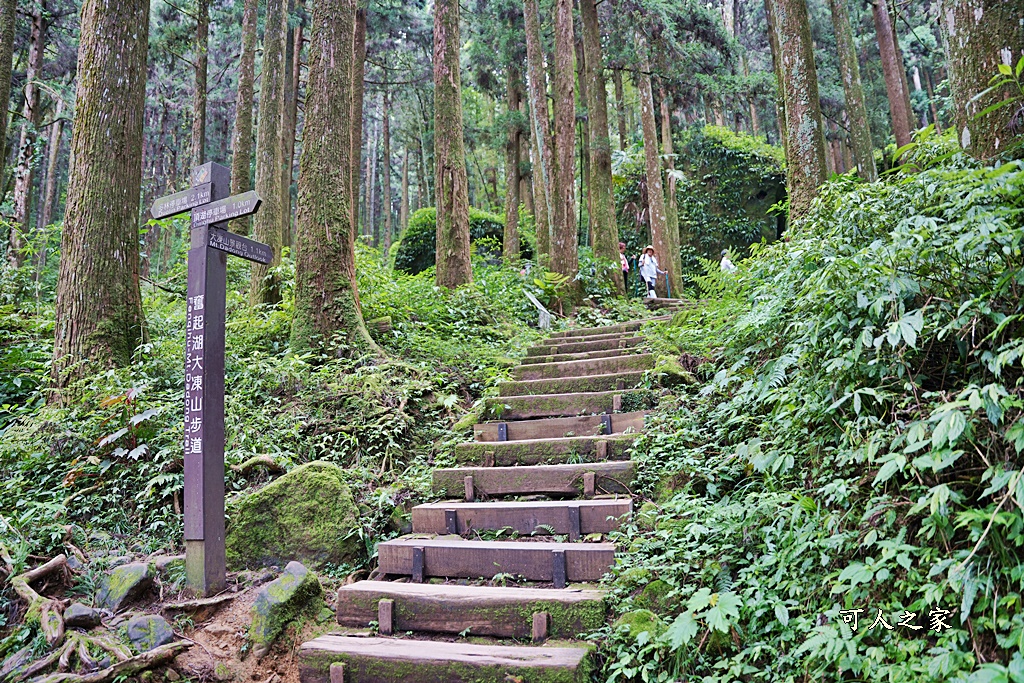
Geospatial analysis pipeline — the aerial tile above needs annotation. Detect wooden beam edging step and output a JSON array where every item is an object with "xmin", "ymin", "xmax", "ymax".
[
  {"xmin": 455, "ymin": 433, "xmax": 635, "ymax": 467},
  {"xmin": 411, "ymin": 499, "xmax": 631, "ymax": 537},
  {"xmin": 526, "ymin": 336, "xmax": 642, "ymax": 356},
  {"xmin": 519, "ymin": 347, "xmax": 637, "ymax": 365},
  {"xmin": 474, "ymin": 411, "xmax": 644, "ymax": 442},
  {"xmin": 298, "ymin": 636, "xmax": 594, "ymax": 683},
  {"xmin": 335, "ymin": 581, "xmax": 607, "ymax": 639},
  {"xmin": 433, "ymin": 461, "xmax": 634, "ymax": 498},
  {"xmin": 549, "ymin": 320, "xmax": 645, "ymax": 338},
  {"xmin": 498, "ymin": 370, "xmax": 646, "ymax": 397},
  {"xmin": 485, "ymin": 390, "xmax": 641, "ymax": 420},
  {"xmin": 512, "ymin": 353, "xmax": 654, "ymax": 381},
  {"xmin": 540, "ymin": 331, "xmax": 638, "ymax": 346},
  {"xmin": 376, "ymin": 538, "xmax": 616, "ymax": 584}
]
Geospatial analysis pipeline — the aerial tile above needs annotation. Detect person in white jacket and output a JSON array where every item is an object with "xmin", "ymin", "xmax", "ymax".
[{"xmin": 638, "ymin": 245, "xmax": 665, "ymax": 298}]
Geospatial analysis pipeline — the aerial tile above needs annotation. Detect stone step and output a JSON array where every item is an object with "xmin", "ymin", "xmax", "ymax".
[
  {"xmin": 433, "ymin": 461, "xmax": 634, "ymax": 499},
  {"xmin": 298, "ymin": 635, "xmax": 592, "ymax": 683},
  {"xmin": 519, "ymin": 347, "xmax": 636, "ymax": 365},
  {"xmin": 485, "ymin": 390, "xmax": 646, "ymax": 420},
  {"xmin": 474, "ymin": 411, "xmax": 645, "ymax": 442},
  {"xmin": 411, "ymin": 499, "xmax": 631, "ymax": 537},
  {"xmin": 540, "ymin": 330, "xmax": 636, "ymax": 346},
  {"xmin": 498, "ymin": 370, "xmax": 646, "ymax": 397},
  {"xmin": 335, "ymin": 581, "xmax": 606, "ymax": 639},
  {"xmin": 513, "ymin": 353, "xmax": 654, "ymax": 381},
  {"xmin": 549, "ymin": 321, "xmax": 645, "ymax": 338},
  {"xmin": 644, "ymin": 297, "xmax": 691, "ymax": 311},
  {"xmin": 526, "ymin": 336, "xmax": 642, "ymax": 356},
  {"xmin": 377, "ymin": 538, "xmax": 616, "ymax": 584},
  {"xmin": 455, "ymin": 433, "xmax": 635, "ymax": 467}
]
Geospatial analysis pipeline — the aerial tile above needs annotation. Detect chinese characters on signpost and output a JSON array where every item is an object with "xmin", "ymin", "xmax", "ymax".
[{"xmin": 151, "ymin": 162, "xmax": 268, "ymax": 596}]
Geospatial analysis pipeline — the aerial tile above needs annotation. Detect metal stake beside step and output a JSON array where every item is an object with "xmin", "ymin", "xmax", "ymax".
[
  {"xmin": 412, "ymin": 547, "xmax": 425, "ymax": 583},
  {"xmin": 552, "ymin": 550, "xmax": 567, "ymax": 589},
  {"xmin": 445, "ymin": 509, "xmax": 459, "ymax": 535},
  {"xmin": 568, "ymin": 506, "xmax": 581, "ymax": 541},
  {"xmin": 497, "ymin": 423, "xmax": 508, "ymax": 441},
  {"xmin": 601, "ymin": 414, "xmax": 613, "ymax": 435}
]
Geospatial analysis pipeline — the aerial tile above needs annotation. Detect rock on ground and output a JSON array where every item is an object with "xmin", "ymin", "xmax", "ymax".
[
  {"xmin": 225, "ymin": 461, "xmax": 362, "ymax": 569},
  {"xmin": 249, "ymin": 561, "xmax": 323, "ymax": 659},
  {"xmin": 96, "ymin": 562, "xmax": 155, "ymax": 612},
  {"xmin": 63, "ymin": 602, "xmax": 102, "ymax": 628},
  {"xmin": 126, "ymin": 614, "xmax": 175, "ymax": 652}
]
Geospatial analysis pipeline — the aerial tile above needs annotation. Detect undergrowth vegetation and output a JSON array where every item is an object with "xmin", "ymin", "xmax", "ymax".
[{"xmin": 599, "ymin": 138, "xmax": 1024, "ymax": 682}]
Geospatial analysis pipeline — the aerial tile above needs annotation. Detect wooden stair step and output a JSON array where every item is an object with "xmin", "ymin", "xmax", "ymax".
[
  {"xmin": 455, "ymin": 433, "xmax": 635, "ymax": 467},
  {"xmin": 377, "ymin": 538, "xmax": 615, "ymax": 583},
  {"xmin": 513, "ymin": 353, "xmax": 654, "ymax": 381},
  {"xmin": 526, "ymin": 336, "xmax": 641, "ymax": 356},
  {"xmin": 298, "ymin": 635, "xmax": 593, "ymax": 683},
  {"xmin": 485, "ymin": 390, "xmax": 647, "ymax": 420},
  {"xmin": 433, "ymin": 461, "xmax": 634, "ymax": 498},
  {"xmin": 335, "ymin": 581, "xmax": 606, "ymax": 638},
  {"xmin": 549, "ymin": 321, "xmax": 644, "ymax": 338},
  {"xmin": 411, "ymin": 499, "xmax": 631, "ymax": 537},
  {"xmin": 519, "ymin": 347, "xmax": 637, "ymax": 365},
  {"xmin": 498, "ymin": 370, "xmax": 646, "ymax": 397},
  {"xmin": 539, "ymin": 330, "xmax": 637, "ymax": 346},
  {"xmin": 474, "ymin": 411, "xmax": 644, "ymax": 442}
]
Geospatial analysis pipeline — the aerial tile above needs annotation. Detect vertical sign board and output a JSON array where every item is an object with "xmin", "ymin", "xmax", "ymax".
[{"xmin": 152, "ymin": 162, "xmax": 268, "ymax": 596}]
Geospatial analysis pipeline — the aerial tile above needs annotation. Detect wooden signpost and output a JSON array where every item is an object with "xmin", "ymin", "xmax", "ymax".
[{"xmin": 151, "ymin": 162, "xmax": 270, "ymax": 595}]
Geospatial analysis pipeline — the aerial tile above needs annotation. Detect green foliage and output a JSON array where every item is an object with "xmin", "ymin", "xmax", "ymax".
[
  {"xmin": 392, "ymin": 207, "xmax": 534, "ymax": 275},
  {"xmin": 599, "ymin": 146, "xmax": 1024, "ymax": 682}
]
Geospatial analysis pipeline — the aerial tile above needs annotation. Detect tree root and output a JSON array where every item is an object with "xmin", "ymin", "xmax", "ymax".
[
  {"xmin": 10, "ymin": 555, "xmax": 69, "ymax": 646},
  {"xmin": 230, "ymin": 455, "xmax": 285, "ymax": 476},
  {"xmin": 26, "ymin": 642, "xmax": 190, "ymax": 683}
]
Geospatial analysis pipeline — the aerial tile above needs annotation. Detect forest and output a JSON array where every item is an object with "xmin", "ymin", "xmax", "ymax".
[{"xmin": 1, "ymin": 0, "xmax": 1023, "ymax": 681}]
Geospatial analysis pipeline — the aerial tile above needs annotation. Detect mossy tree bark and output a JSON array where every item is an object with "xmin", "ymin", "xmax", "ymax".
[
  {"xmin": 549, "ymin": 0, "xmax": 578, "ymax": 280},
  {"xmin": 613, "ymin": 69, "xmax": 628, "ymax": 151},
  {"xmin": 636, "ymin": 50, "xmax": 674, "ymax": 298},
  {"xmin": 765, "ymin": 0, "xmax": 827, "ymax": 218},
  {"xmin": 829, "ymin": 0, "xmax": 877, "ymax": 181},
  {"xmin": 764, "ymin": 0, "xmax": 788, "ymax": 165},
  {"xmin": 382, "ymin": 87, "xmax": 393, "ymax": 252},
  {"xmin": 872, "ymin": 0, "xmax": 913, "ymax": 149},
  {"xmin": 190, "ymin": 0, "xmax": 209, "ymax": 168},
  {"xmin": 659, "ymin": 87, "xmax": 683, "ymax": 292},
  {"xmin": 523, "ymin": 0, "xmax": 553, "ymax": 262},
  {"xmin": 281, "ymin": 0, "xmax": 303, "ymax": 249},
  {"xmin": 580, "ymin": 0, "xmax": 623, "ymax": 294},
  {"xmin": 8, "ymin": 7, "xmax": 45, "ymax": 268},
  {"xmin": 940, "ymin": 0, "xmax": 1024, "ymax": 159},
  {"xmin": 291, "ymin": 0, "xmax": 379, "ymax": 355},
  {"xmin": 0, "ymin": 0, "xmax": 14, "ymax": 180},
  {"xmin": 503, "ymin": 66, "xmax": 522, "ymax": 262},
  {"xmin": 229, "ymin": 0, "xmax": 258, "ymax": 234},
  {"xmin": 433, "ymin": 0, "xmax": 473, "ymax": 288},
  {"xmin": 52, "ymin": 0, "xmax": 149, "ymax": 393},
  {"xmin": 400, "ymin": 147, "xmax": 409, "ymax": 232},
  {"xmin": 349, "ymin": 8, "xmax": 367, "ymax": 232},
  {"xmin": 250, "ymin": 0, "xmax": 288, "ymax": 305}
]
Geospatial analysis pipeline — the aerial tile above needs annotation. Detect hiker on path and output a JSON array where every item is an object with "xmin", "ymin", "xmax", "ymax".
[
  {"xmin": 638, "ymin": 245, "xmax": 665, "ymax": 299},
  {"xmin": 720, "ymin": 249, "xmax": 737, "ymax": 274},
  {"xmin": 619, "ymin": 242, "xmax": 630, "ymax": 293}
]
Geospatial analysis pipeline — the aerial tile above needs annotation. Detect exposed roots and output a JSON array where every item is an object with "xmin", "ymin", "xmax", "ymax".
[{"xmin": 10, "ymin": 555, "xmax": 70, "ymax": 646}]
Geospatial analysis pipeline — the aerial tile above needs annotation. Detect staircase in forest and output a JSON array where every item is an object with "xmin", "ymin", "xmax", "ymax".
[{"xmin": 297, "ymin": 319, "xmax": 658, "ymax": 683}]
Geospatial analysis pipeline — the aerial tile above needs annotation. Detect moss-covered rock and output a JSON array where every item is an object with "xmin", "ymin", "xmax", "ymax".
[
  {"xmin": 635, "ymin": 579, "xmax": 675, "ymax": 613},
  {"xmin": 613, "ymin": 609, "xmax": 666, "ymax": 639},
  {"xmin": 226, "ymin": 461, "xmax": 362, "ymax": 569},
  {"xmin": 96, "ymin": 562, "xmax": 155, "ymax": 612},
  {"xmin": 249, "ymin": 561, "xmax": 323, "ymax": 659},
  {"xmin": 126, "ymin": 614, "xmax": 175, "ymax": 652},
  {"xmin": 652, "ymin": 355, "xmax": 696, "ymax": 385}
]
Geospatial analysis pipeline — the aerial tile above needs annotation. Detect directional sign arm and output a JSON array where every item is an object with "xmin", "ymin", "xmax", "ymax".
[
  {"xmin": 190, "ymin": 191, "xmax": 262, "ymax": 229},
  {"xmin": 151, "ymin": 184, "xmax": 212, "ymax": 219}
]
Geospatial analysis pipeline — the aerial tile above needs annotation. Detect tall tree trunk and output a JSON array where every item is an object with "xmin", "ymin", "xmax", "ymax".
[
  {"xmin": 52, "ymin": 0, "xmax": 148, "ymax": 392},
  {"xmin": 400, "ymin": 147, "xmax": 409, "ymax": 232},
  {"xmin": 37, "ymin": 98, "xmax": 65, "ymax": 232},
  {"xmin": 291, "ymin": 0, "xmax": 378, "ymax": 354},
  {"xmin": 580, "ymin": 0, "xmax": 622, "ymax": 293},
  {"xmin": 924, "ymin": 67, "xmax": 942, "ymax": 133},
  {"xmin": 549, "ymin": 0, "xmax": 578, "ymax": 280},
  {"xmin": 613, "ymin": 68, "xmax": 628, "ymax": 151},
  {"xmin": 367, "ymin": 112, "xmax": 378, "ymax": 243},
  {"xmin": 765, "ymin": 0, "xmax": 827, "ymax": 218},
  {"xmin": 764, "ymin": 0, "xmax": 789, "ymax": 164},
  {"xmin": 190, "ymin": 0, "xmax": 209, "ymax": 168},
  {"xmin": 636, "ymin": 51, "xmax": 673, "ymax": 298},
  {"xmin": 433, "ymin": 0, "xmax": 472, "ymax": 287},
  {"xmin": 503, "ymin": 66, "xmax": 521, "ymax": 261},
  {"xmin": 872, "ymin": 0, "xmax": 913, "ymax": 149},
  {"xmin": 575, "ymin": 36, "xmax": 591, "ymax": 241},
  {"xmin": 9, "ymin": 8, "xmax": 45, "ymax": 268},
  {"xmin": 229, "ymin": 0, "xmax": 258, "ymax": 234},
  {"xmin": 382, "ymin": 88, "xmax": 393, "ymax": 252},
  {"xmin": 349, "ymin": 8, "xmax": 367, "ymax": 231},
  {"xmin": 829, "ymin": 0, "xmax": 877, "ymax": 180},
  {"xmin": 940, "ymin": 0, "xmax": 1024, "ymax": 159},
  {"xmin": 249, "ymin": 0, "xmax": 287, "ymax": 305},
  {"xmin": 0, "ymin": 0, "xmax": 14, "ymax": 181},
  {"xmin": 660, "ymin": 87, "xmax": 683, "ymax": 287},
  {"xmin": 281, "ymin": 0, "xmax": 302, "ymax": 249},
  {"xmin": 523, "ymin": 0, "xmax": 553, "ymax": 262}
]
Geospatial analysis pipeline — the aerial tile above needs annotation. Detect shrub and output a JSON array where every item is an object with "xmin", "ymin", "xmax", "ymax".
[{"xmin": 393, "ymin": 207, "xmax": 533, "ymax": 274}]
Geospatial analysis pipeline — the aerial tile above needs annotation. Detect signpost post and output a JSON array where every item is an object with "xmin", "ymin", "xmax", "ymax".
[{"xmin": 151, "ymin": 163, "xmax": 270, "ymax": 595}]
